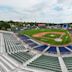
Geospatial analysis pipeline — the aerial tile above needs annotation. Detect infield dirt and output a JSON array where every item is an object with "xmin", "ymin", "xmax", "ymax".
[{"xmin": 32, "ymin": 32, "xmax": 65, "ymax": 38}]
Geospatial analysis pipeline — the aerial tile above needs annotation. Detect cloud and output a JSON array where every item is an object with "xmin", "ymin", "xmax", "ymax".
[
  {"xmin": 0, "ymin": 0, "xmax": 39, "ymax": 8},
  {"xmin": 0, "ymin": 0, "xmax": 72, "ymax": 23}
]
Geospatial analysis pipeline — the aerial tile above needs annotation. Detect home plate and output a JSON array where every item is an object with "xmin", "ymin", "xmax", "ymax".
[{"xmin": 54, "ymin": 38, "xmax": 62, "ymax": 42}]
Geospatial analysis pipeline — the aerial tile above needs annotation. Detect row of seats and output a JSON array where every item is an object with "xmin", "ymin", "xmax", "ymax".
[
  {"xmin": 19, "ymin": 35, "xmax": 29, "ymax": 40},
  {"xmin": 47, "ymin": 46, "xmax": 57, "ymax": 54},
  {"xmin": 46, "ymin": 46, "xmax": 71, "ymax": 54},
  {"xmin": 3, "ymin": 33, "xmax": 33, "ymax": 64},
  {"xmin": 28, "ymin": 55, "xmax": 61, "ymax": 72},
  {"xmin": 59, "ymin": 47, "xmax": 71, "ymax": 54},
  {"xmin": 18, "ymin": 35, "xmax": 39, "ymax": 47},
  {"xmin": 67, "ymin": 45, "xmax": 72, "ymax": 50},
  {"xmin": 3, "ymin": 33, "xmax": 25, "ymax": 53},
  {"xmin": 63, "ymin": 57, "xmax": 72, "ymax": 72},
  {"xmin": 8, "ymin": 52, "xmax": 33, "ymax": 63},
  {"xmin": 34, "ymin": 45, "xmax": 48, "ymax": 51}
]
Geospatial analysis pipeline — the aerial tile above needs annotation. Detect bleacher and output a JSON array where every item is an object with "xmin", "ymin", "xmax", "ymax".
[
  {"xmin": 19, "ymin": 35, "xmax": 38, "ymax": 47},
  {"xmin": 19, "ymin": 35, "xmax": 30, "ymax": 40},
  {"xmin": 24, "ymin": 40, "xmax": 33, "ymax": 44},
  {"xmin": 28, "ymin": 43, "xmax": 38, "ymax": 47},
  {"xmin": 28, "ymin": 55, "xmax": 61, "ymax": 72},
  {"xmin": 34, "ymin": 45, "xmax": 48, "ymax": 51},
  {"xmin": 3, "ymin": 33, "xmax": 34, "ymax": 64},
  {"xmin": 67, "ymin": 45, "xmax": 72, "ymax": 50},
  {"xmin": 59, "ymin": 47, "xmax": 70, "ymax": 54},
  {"xmin": 3, "ymin": 33, "xmax": 25, "ymax": 53},
  {"xmin": 63, "ymin": 57, "xmax": 72, "ymax": 72},
  {"xmin": 47, "ymin": 46, "xmax": 57, "ymax": 54},
  {"xmin": 8, "ymin": 52, "xmax": 33, "ymax": 64}
]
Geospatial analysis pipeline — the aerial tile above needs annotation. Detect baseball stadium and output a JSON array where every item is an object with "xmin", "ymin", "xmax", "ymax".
[
  {"xmin": 0, "ymin": 22, "xmax": 72, "ymax": 72},
  {"xmin": 1, "ymin": 0, "xmax": 72, "ymax": 72}
]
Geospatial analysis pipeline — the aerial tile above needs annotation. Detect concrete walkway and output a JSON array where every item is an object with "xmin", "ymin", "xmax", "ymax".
[
  {"xmin": 57, "ymin": 47, "xmax": 68, "ymax": 72},
  {"xmin": 58, "ymin": 57, "xmax": 68, "ymax": 72}
]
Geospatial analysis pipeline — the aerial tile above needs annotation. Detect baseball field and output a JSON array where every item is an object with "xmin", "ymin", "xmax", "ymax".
[{"xmin": 19, "ymin": 29, "xmax": 71, "ymax": 45}]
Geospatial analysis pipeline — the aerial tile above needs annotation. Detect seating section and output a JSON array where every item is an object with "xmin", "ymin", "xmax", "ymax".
[
  {"xmin": 24, "ymin": 40, "xmax": 38, "ymax": 47},
  {"xmin": 3, "ymin": 33, "xmax": 25, "ymax": 53},
  {"xmin": 63, "ymin": 57, "xmax": 72, "ymax": 72},
  {"xmin": 19, "ymin": 35, "xmax": 38, "ymax": 47},
  {"xmin": 47, "ymin": 46, "xmax": 57, "ymax": 54},
  {"xmin": 34, "ymin": 45, "xmax": 48, "ymax": 51},
  {"xmin": 59, "ymin": 47, "xmax": 70, "ymax": 54},
  {"xmin": 8, "ymin": 52, "xmax": 33, "ymax": 64},
  {"xmin": 28, "ymin": 55, "xmax": 61, "ymax": 72},
  {"xmin": 67, "ymin": 45, "xmax": 72, "ymax": 50},
  {"xmin": 19, "ymin": 35, "xmax": 30, "ymax": 40},
  {"xmin": 28, "ymin": 43, "xmax": 38, "ymax": 47},
  {"xmin": 24, "ymin": 40, "xmax": 33, "ymax": 44},
  {"xmin": 3, "ymin": 33, "xmax": 33, "ymax": 64}
]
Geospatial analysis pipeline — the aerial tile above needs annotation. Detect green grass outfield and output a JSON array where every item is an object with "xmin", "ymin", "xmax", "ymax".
[{"xmin": 19, "ymin": 29, "xmax": 71, "ymax": 45}]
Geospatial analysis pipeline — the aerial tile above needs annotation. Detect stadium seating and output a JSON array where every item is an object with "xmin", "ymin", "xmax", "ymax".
[
  {"xmin": 19, "ymin": 35, "xmax": 38, "ymax": 47},
  {"xmin": 28, "ymin": 43, "xmax": 38, "ymax": 47},
  {"xmin": 59, "ymin": 47, "xmax": 70, "ymax": 54},
  {"xmin": 23, "ymin": 39, "xmax": 38, "ymax": 47},
  {"xmin": 34, "ymin": 45, "xmax": 48, "ymax": 51},
  {"xmin": 3, "ymin": 33, "xmax": 25, "ymax": 53},
  {"xmin": 19, "ymin": 35, "xmax": 30, "ymax": 40},
  {"xmin": 63, "ymin": 57, "xmax": 72, "ymax": 72},
  {"xmin": 47, "ymin": 46, "xmax": 57, "ymax": 54},
  {"xmin": 28, "ymin": 55, "xmax": 61, "ymax": 72},
  {"xmin": 24, "ymin": 40, "xmax": 35, "ymax": 44},
  {"xmin": 8, "ymin": 52, "xmax": 33, "ymax": 63},
  {"xmin": 67, "ymin": 45, "xmax": 72, "ymax": 50},
  {"xmin": 3, "ymin": 33, "xmax": 34, "ymax": 64}
]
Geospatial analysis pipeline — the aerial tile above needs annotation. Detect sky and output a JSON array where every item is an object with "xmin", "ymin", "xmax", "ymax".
[{"xmin": 0, "ymin": 0, "xmax": 72, "ymax": 23}]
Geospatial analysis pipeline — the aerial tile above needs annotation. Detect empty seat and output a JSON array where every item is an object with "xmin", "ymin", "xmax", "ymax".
[
  {"xmin": 59, "ymin": 47, "xmax": 70, "ymax": 54},
  {"xmin": 34, "ymin": 45, "xmax": 48, "ymax": 51},
  {"xmin": 29, "ymin": 43, "xmax": 38, "ymax": 47},
  {"xmin": 67, "ymin": 45, "xmax": 72, "ymax": 50},
  {"xmin": 19, "ymin": 35, "xmax": 29, "ymax": 40},
  {"xmin": 47, "ymin": 46, "xmax": 57, "ymax": 54}
]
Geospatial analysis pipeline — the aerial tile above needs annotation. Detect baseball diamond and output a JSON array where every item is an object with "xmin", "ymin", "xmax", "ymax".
[{"xmin": 20, "ymin": 29, "xmax": 71, "ymax": 45}]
